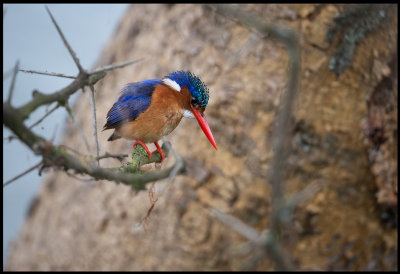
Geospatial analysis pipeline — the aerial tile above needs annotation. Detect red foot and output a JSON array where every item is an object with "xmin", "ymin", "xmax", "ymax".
[
  {"xmin": 152, "ymin": 141, "xmax": 165, "ymax": 163},
  {"xmin": 133, "ymin": 140, "xmax": 152, "ymax": 162},
  {"xmin": 133, "ymin": 140, "xmax": 166, "ymax": 163}
]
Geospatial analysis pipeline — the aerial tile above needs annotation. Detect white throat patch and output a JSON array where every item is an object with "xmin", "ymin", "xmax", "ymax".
[
  {"xmin": 163, "ymin": 78, "xmax": 181, "ymax": 92},
  {"xmin": 183, "ymin": 109, "xmax": 195, "ymax": 119}
]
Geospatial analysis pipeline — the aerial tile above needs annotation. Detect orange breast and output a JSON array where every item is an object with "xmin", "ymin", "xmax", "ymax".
[{"xmin": 115, "ymin": 84, "xmax": 191, "ymax": 143}]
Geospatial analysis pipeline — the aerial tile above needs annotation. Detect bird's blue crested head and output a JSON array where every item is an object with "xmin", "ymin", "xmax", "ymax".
[{"xmin": 163, "ymin": 71, "xmax": 209, "ymax": 110}]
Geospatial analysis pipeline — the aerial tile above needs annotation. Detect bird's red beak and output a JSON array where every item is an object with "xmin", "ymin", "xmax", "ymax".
[{"xmin": 190, "ymin": 104, "xmax": 218, "ymax": 150}]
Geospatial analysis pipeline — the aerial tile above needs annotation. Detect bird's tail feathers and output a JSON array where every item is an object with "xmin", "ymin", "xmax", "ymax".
[{"xmin": 107, "ymin": 131, "xmax": 121, "ymax": 141}]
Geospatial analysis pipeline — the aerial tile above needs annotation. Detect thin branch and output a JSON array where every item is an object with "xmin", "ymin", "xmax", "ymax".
[
  {"xmin": 208, "ymin": 4, "xmax": 298, "ymax": 45},
  {"xmin": 60, "ymin": 144, "xmax": 128, "ymax": 163},
  {"xmin": 20, "ymin": 69, "xmax": 76, "ymax": 79},
  {"xmin": 16, "ymin": 56, "xmax": 141, "ymax": 122},
  {"xmin": 152, "ymin": 139, "xmax": 185, "ymax": 198},
  {"xmin": 6, "ymin": 60, "xmax": 19, "ymax": 105},
  {"xmin": 3, "ymin": 135, "xmax": 18, "ymax": 143},
  {"xmin": 96, "ymin": 152, "xmax": 129, "ymax": 161},
  {"xmin": 209, "ymin": 208, "xmax": 263, "ymax": 242},
  {"xmin": 28, "ymin": 103, "xmax": 60, "ymax": 129},
  {"xmin": 59, "ymin": 144, "xmax": 86, "ymax": 157},
  {"xmin": 3, "ymin": 161, "xmax": 42, "ymax": 187},
  {"xmin": 164, "ymin": 140, "xmax": 185, "ymax": 184},
  {"xmin": 45, "ymin": 5, "xmax": 85, "ymax": 73},
  {"xmin": 90, "ymin": 57, "xmax": 145, "ymax": 74},
  {"xmin": 88, "ymin": 85, "xmax": 100, "ymax": 166},
  {"xmin": 16, "ymin": 58, "xmax": 143, "ymax": 121},
  {"xmin": 140, "ymin": 182, "xmax": 158, "ymax": 230},
  {"xmin": 18, "ymin": 71, "xmax": 106, "ymax": 121},
  {"xmin": 288, "ymin": 180, "xmax": 323, "ymax": 208},
  {"xmin": 65, "ymin": 103, "xmax": 90, "ymax": 153},
  {"xmin": 239, "ymin": 249, "xmax": 269, "ymax": 271},
  {"xmin": 3, "ymin": 67, "xmax": 15, "ymax": 81}
]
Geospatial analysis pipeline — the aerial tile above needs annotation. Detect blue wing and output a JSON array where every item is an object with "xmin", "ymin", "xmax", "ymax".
[{"xmin": 103, "ymin": 79, "xmax": 162, "ymax": 129}]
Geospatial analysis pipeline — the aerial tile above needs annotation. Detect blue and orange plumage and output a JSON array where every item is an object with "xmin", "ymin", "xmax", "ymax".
[{"xmin": 103, "ymin": 71, "xmax": 217, "ymax": 163}]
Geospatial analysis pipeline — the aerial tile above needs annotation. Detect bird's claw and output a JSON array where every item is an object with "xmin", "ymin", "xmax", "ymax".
[
  {"xmin": 133, "ymin": 140, "xmax": 152, "ymax": 162},
  {"xmin": 152, "ymin": 141, "xmax": 165, "ymax": 163},
  {"xmin": 133, "ymin": 140, "xmax": 166, "ymax": 164}
]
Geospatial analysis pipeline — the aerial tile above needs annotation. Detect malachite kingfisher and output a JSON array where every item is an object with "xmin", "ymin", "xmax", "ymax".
[{"xmin": 103, "ymin": 71, "xmax": 218, "ymax": 163}]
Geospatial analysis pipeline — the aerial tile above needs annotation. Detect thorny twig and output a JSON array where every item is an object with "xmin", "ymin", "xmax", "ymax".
[
  {"xmin": 3, "ymin": 67, "xmax": 15, "ymax": 81},
  {"xmin": 89, "ymin": 85, "xmax": 100, "ymax": 165},
  {"xmin": 6, "ymin": 60, "xmax": 19, "ymax": 105},
  {"xmin": 20, "ymin": 69, "xmax": 76, "ymax": 79},
  {"xmin": 90, "ymin": 58, "xmax": 145, "ymax": 74},
  {"xmin": 3, "ymin": 135, "xmax": 18, "ymax": 143},
  {"xmin": 209, "ymin": 208, "xmax": 263, "ymax": 242},
  {"xmin": 3, "ymin": 161, "xmax": 42, "ymax": 187},
  {"xmin": 164, "ymin": 139, "xmax": 185, "ymax": 186},
  {"xmin": 28, "ymin": 103, "xmax": 60, "ymax": 129},
  {"xmin": 45, "ymin": 5, "xmax": 85, "ymax": 73},
  {"xmin": 65, "ymin": 103, "xmax": 91, "ymax": 153},
  {"xmin": 288, "ymin": 180, "xmax": 323, "ymax": 208},
  {"xmin": 96, "ymin": 152, "xmax": 129, "ymax": 161}
]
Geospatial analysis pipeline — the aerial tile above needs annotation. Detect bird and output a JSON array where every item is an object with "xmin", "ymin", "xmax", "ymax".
[{"xmin": 103, "ymin": 71, "xmax": 217, "ymax": 163}]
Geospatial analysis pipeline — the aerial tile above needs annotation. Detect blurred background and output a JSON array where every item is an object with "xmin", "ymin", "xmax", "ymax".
[{"xmin": 3, "ymin": 3, "xmax": 129, "ymax": 262}]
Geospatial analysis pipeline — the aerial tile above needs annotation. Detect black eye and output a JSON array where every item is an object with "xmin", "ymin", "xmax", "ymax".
[{"xmin": 191, "ymin": 97, "xmax": 199, "ymax": 107}]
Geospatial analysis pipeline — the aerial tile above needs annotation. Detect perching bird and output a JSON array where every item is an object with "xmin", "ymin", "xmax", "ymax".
[{"xmin": 103, "ymin": 71, "xmax": 217, "ymax": 163}]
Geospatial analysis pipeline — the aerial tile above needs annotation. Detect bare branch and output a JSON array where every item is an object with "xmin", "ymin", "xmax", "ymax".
[
  {"xmin": 96, "ymin": 152, "xmax": 129, "ymax": 161},
  {"xmin": 3, "ymin": 161, "xmax": 42, "ymax": 187},
  {"xmin": 288, "ymin": 180, "xmax": 323, "ymax": 207},
  {"xmin": 208, "ymin": 4, "xmax": 298, "ymax": 45},
  {"xmin": 18, "ymin": 71, "xmax": 106, "ymax": 120},
  {"xmin": 28, "ymin": 103, "xmax": 60, "ymax": 129},
  {"xmin": 4, "ymin": 103, "xmax": 185, "ymax": 191},
  {"xmin": 90, "ymin": 57, "xmax": 145, "ymax": 74},
  {"xmin": 64, "ymin": 170, "xmax": 96, "ymax": 183},
  {"xmin": 3, "ymin": 135, "xmax": 18, "ymax": 143},
  {"xmin": 89, "ymin": 85, "xmax": 100, "ymax": 166},
  {"xmin": 3, "ymin": 67, "xmax": 15, "ymax": 81},
  {"xmin": 151, "ymin": 139, "xmax": 185, "ymax": 199},
  {"xmin": 45, "ymin": 5, "xmax": 85, "ymax": 73},
  {"xmin": 239, "ymin": 249, "xmax": 269, "ymax": 271},
  {"xmin": 209, "ymin": 208, "xmax": 263, "ymax": 242},
  {"xmin": 6, "ymin": 60, "xmax": 19, "ymax": 105},
  {"xmin": 140, "ymin": 182, "xmax": 158, "ymax": 230},
  {"xmin": 20, "ymin": 69, "xmax": 76, "ymax": 79},
  {"xmin": 164, "ymin": 140, "xmax": 185, "ymax": 184},
  {"xmin": 59, "ymin": 144, "xmax": 86, "ymax": 157},
  {"xmin": 16, "ymin": 57, "xmax": 143, "ymax": 121},
  {"xmin": 65, "ymin": 103, "xmax": 90, "ymax": 153}
]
